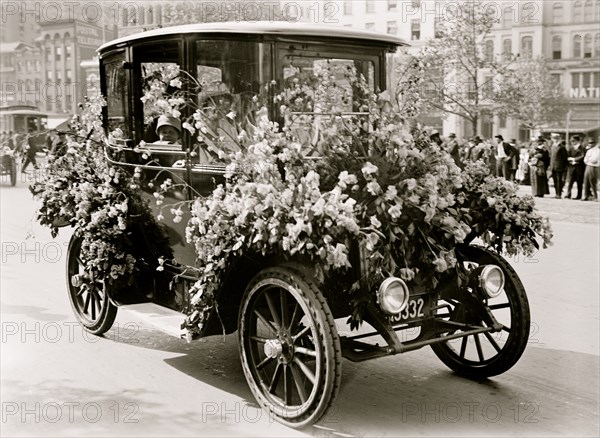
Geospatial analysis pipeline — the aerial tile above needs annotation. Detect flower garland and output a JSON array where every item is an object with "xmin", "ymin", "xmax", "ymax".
[
  {"xmin": 30, "ymin": 63, "xmax": 553, "ymax": 340},
  {"xmin": 30, "ymin": 95, "xmax": 172, "ymax": 298},
  {"xmin": 179, "ymin": 66, "xmax": 553, "ymax": 337}
]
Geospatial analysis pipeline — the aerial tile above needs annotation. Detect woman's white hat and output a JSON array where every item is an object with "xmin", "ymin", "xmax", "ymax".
[{"xmin": 155, "ymin": 114, "xmax": 181, "ymax": 134}]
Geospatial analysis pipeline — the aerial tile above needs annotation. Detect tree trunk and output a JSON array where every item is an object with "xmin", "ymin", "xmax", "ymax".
[{"xmin": 472, "ymin": 115, "xmax": 479, "ymax": 136}]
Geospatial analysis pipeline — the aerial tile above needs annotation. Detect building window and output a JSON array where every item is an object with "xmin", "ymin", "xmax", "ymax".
[
  {"xmin": 550, "ymin": 73, "xmax": 563, "ymax": 93},
  {"xmin": 499, "ymin": 114, "xmax": 507, "ymax": 129},
  {"xmin": 26, "ymin": 60, "xmax": 32, "ymax": 73},
  {"xmin": 595, "ymin": 34, "xmax": 600, "ymax": 57},
  {"xmin": 16, "ymin": 61, "xmax": 22, "ymax": 73},
  {"xmin": 584, "ymin": 0, "xmax": 594, "ymax": 20},
  {"xmin": 366, "ymin": 0, "xmax": 375, "ymax": 13},
  {"xmin": 35, "ymin": 60, "xmax": 40, "ymax": 72},
  {"xmin": 584, "ymin": 34, "xmax": 592, "ymax": 57},
  {"xmin": 482, "ymin": 75, "xmax": 494, "ymax": 100},
  {"xmin": 503, "ymin": 38, "xmax": 512, "ymax": 59},
  {"xmin": 503, "ymin": 7, "xmax": 513, "ymax": 28},
  {"xmin": 47, "ymin": 71, "xmax": 53, "ymax": 81},
  {"xmin": 387, "ymin": 21, "xmax": 398, "ymax": 35},
  {"xmin": 570, "ymin": 71, "xmax": 600, "ymax": 98},
  {"xmin": 343, "ymin": 1, "xmax": 352, "ymax": 15},
  {"xmin": 55, "ymin": 47, "xmax": 62, "ymax": 62},
  {"xmin": 521, "ymin": 36, "xmax": 533, "ymax": 58},
  {"xmin": 56, "ymin": 71, "xmax": 61, "ymax": 84},
  {"xmin": 573, "ymin": 35, "xmax": 582, "ymax": 57},
  {"xmin": 365, "ymin": 22, "xmax": 375, "ymax": 30},
  {"xmin": 66, "ymin": 45, "xmax": 71, "ymax": 60},
  {"xmin": 573, "ymin": 1, "xmax": 583, "ymax": 22},
  {"xmin": 411, "ymin": 19, "xmax": 421, "ymax": 40},
  {"xmin": 46, "ymin": 48, "xmax": 52, "ymax": 63},
  {"xmin": 66, "ymin": 70, "xmax": 72, "ymax": 82},
  {"xmin": 552, "ymin": 3, "xmax": 563, "ymax": 23},
  {"xmin": 552, "ymin": 35, "xmax": 562, "ymax": 59},
  {"xmin": 388, "ymin": 0, "xmax": 397, "ymax": 11},
  {"xmin": 484, "ymin": 40, "xmax": 494, "ymax": 62}
]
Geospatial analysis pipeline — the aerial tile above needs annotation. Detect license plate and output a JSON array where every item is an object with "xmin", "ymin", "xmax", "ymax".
[{"xmin": 389, "ymin": 294, "xmax": 431, "ymax": 324}]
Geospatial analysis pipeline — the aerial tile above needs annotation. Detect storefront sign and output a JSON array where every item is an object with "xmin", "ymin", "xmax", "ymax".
[{"xmin": 570, "ymin": 87, "xmax": 600, "ymax": 98}]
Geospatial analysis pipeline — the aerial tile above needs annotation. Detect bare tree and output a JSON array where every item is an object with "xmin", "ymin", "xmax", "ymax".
[{"xmin": 411, "ymin": 0, "xmax": 511, "ymax": 135}]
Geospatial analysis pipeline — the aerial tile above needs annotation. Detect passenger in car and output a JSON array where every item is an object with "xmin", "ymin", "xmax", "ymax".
[{"xmin": 154, "ymin": 115, "xmax": 181, "ymax": 144}]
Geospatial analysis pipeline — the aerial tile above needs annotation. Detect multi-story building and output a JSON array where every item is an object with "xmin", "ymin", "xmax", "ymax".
[
  {"xmin": 36, "ymin": 19, "xmax": 116, "ymax": 114},
  {"xmin": 1, "ymin": 3, "xmax": 116, "ymax": 118},
  {"xmin": 307, "ymin": 0, "xmax": 600, "ymax": 141},
  {"xmin": 0, "ymin": 42, "xmax": 42, "ymax": 106}
]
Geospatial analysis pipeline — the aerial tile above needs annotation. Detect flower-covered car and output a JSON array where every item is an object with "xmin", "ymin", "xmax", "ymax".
[{"xmin": 30, "ymin": 22, "xmax": 551, "ymax": 428}]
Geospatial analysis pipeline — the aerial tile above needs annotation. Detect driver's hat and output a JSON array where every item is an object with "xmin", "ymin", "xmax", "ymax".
[{"xmin": 155, "ymin": 114, "xmax": 181, "ymax": 134}]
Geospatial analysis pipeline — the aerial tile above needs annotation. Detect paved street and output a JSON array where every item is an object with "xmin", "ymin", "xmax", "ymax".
[{"xmin": 1, "ymin": 175, "xmax": 599, "ymax": 437}]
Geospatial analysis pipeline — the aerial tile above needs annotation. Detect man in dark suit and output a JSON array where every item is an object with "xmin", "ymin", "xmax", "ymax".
[
  {"xmin": 549, "ymin": 132, "xmax": 568, "ymax": 198},
  {"xmin": 565, "ymin": 134, "xmax": 586, "ymax": 199}
]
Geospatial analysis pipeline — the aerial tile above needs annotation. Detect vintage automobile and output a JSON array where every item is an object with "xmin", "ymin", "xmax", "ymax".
[{"xmin": 61, "ymin": 22, "xmax": 531, "ymax": 428}]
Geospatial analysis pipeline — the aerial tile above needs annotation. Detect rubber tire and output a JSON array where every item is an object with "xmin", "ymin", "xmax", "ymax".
[
  {"xmin": 238, "ymin": 266, "xmax": 342, "ymax": 428},
  {"xmin": 67, "ymin": 235, "xmax": 117, "ymax": 335},
  {"xmin": 431, "ymin": 245, "xmax": 530, "ymax": 379}
]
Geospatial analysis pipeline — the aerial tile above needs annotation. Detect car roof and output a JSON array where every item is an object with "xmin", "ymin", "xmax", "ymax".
[{"xmin": 98, "ymin": 21, "xmax": 408, "ymax": 54}]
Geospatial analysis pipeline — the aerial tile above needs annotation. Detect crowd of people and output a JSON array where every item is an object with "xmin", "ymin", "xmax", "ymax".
[
  {"xmin": 0, "ymin": 129, "xmax": 69, "ymax": 174},
  {"xmin": 434, "ymin": 131, "xmax": 599, "ymax": 202}
]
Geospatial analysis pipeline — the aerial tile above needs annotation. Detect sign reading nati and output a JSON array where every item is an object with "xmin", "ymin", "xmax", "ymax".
[{"xmin": 570, "ymin": 87, "xmax": 600, "ymax": 98}]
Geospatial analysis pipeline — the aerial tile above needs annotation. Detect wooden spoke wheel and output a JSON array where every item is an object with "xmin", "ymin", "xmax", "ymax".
[
  {"xmin": 431, "ymin": 245, "xmax": 530, "ymax": 379},
  {"xmin": 238, "ymin": 267, "xmax": 341, "ymax": 428},
  {"xmin": 67, "ymin": 236, "xmax": 117, "ymax": 335}
]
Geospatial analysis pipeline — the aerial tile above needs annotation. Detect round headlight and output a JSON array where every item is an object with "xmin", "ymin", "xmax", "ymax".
[
  {"xmin": 479, "ymin": 265, "xmax": 505, "ymax": 298},
  {"xmin": 377, "ymin": 277, "xmax": 409, "ymax": 315}
]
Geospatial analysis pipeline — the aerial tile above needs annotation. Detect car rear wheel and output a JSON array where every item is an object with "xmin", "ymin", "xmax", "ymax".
[{"xmin": 67, "ymin": 235, "xmax": 117, "ymax": 335}]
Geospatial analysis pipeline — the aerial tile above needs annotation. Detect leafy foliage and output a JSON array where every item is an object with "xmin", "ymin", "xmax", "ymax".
[{"xmin": 494, "ymin": 56, "xmax": 570, "ymax": 131}]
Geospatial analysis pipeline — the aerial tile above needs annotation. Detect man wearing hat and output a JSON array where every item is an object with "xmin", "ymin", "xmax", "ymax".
[
  {"xmin": 154, "ymin": 114, "xmax": 181, "ymax": 144},
  {"xmin": 49, "ymin": 130, "xmax": 68, "ymax": 158},
  {"xmin": 494, "ymin": 134, "xmax": 517, "ymax": 180},
  {"xmin": 445, "ymin": 133, "xmax": 461, "ymax": 166},
  {"xmin": 565, "ymin": 134, "xmax": 586, "ymax": 199},
  {"xmin": 549, "ymin": 133, "xmax": 567, "ymax": 198}
]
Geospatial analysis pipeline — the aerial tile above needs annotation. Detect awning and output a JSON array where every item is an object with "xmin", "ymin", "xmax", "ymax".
[
  {"xmin": 46, "ymin": 117, "xmax": 71, "ymax": 130},
  {"xmin": 540, "ymin": 121, "xmax": 600, "ymax": 134}
]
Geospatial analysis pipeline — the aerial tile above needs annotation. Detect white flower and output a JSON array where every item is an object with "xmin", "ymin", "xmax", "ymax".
[
  {"xmin": 384, "ymin": 185, "xmax": 398, "ymax": 201},
  {"xmin": 366, "ymin": 181, "xmax": 382, "ymax": 196},
  {"xmin": 370, "ymin": 216, "xmax": 382, "ymax": 228},
  {"xmin": 388, "ymin": 204, "xmax": 402, "ymax": 220},
  {"xmin": 338, "ymin": 171, "xmax": 358, "ymax": 188},
  {"xmin": 361, "ymin": 162, "xmax": 378, "ymax": 176},
  {"xmin": 406, "ymin": 178, "xmax": 417, "ymax": 191},
  {"xmin": 169, "ymin": 78, "xmax": 182, "ymax": 88}
]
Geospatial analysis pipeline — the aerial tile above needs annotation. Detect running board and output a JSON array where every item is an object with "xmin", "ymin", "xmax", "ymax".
[{"xmin": 119, "ymin": 303, "xmax": 186, "ymax": 339}]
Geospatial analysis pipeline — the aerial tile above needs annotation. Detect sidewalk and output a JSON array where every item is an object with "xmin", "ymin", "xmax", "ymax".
[{"xmin": 517, "ymin": 184, "xmax": 599, "ymax": 225}]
